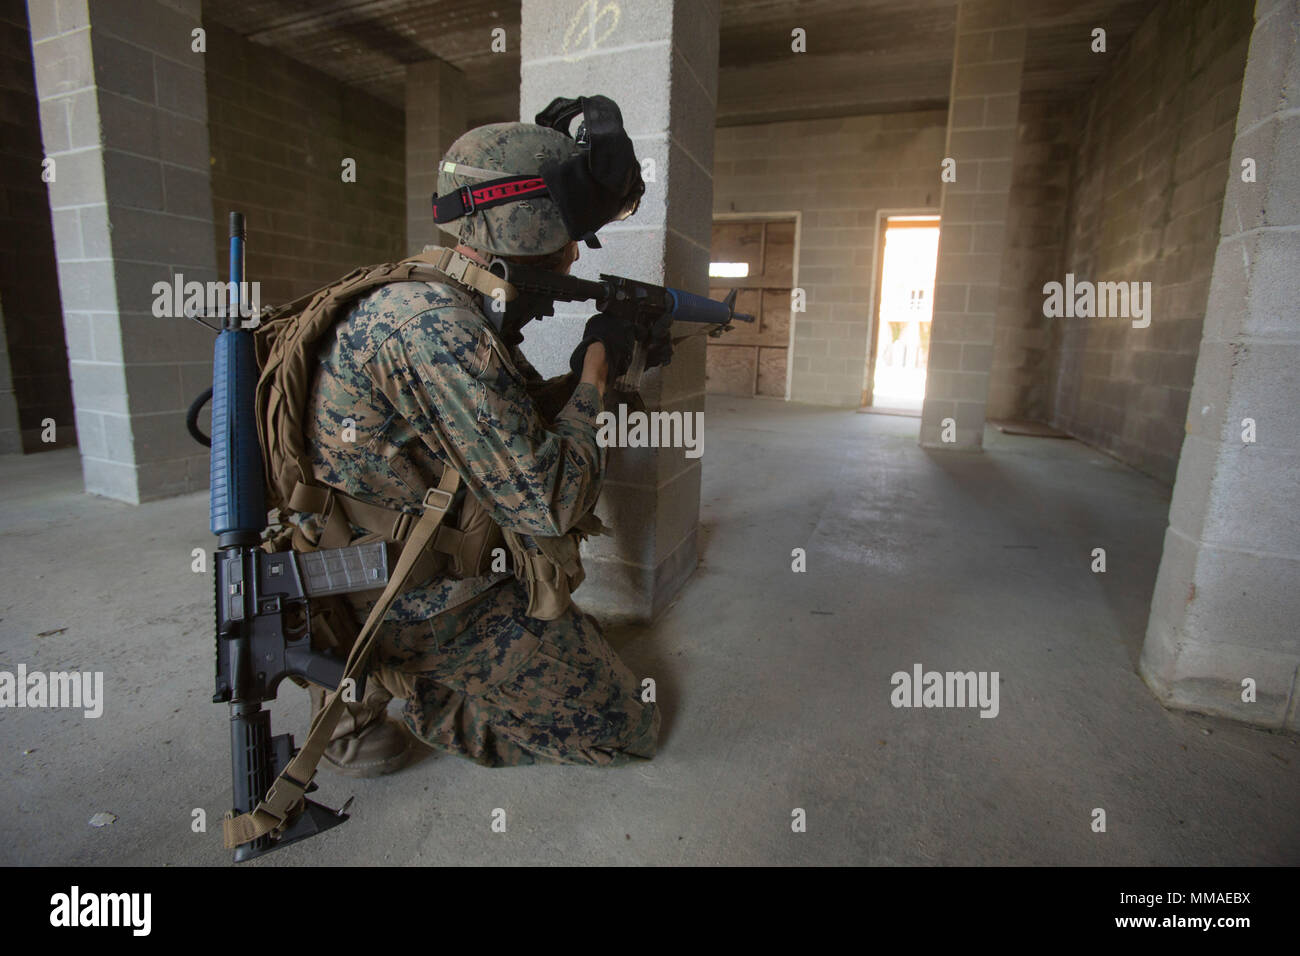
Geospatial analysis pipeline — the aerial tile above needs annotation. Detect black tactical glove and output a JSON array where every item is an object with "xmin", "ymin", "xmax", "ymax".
[
  {"xmin": 570, "ymin": 312, "xmax": 636, "ymax": 379},
  {"xmin": 643, "ymin": 312, "xmax": 674, "ymax": 370}
]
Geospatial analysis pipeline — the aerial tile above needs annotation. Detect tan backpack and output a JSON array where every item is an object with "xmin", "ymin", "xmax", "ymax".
[
  {"xmin": 254, "ymin": 251, "xmax": 486, "ymax": 568},
  {"xmin": 225, "ymin": 248, "xmax": 595, "ymax": 850},
  {"xmin": 252, "ymin": 246, "xmax": 594, "ymax": 615}
]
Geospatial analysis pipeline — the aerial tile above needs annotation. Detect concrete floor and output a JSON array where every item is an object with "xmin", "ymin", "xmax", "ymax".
[{"xmin": 2, "ymin": 397, "xmax": 1297, "ymax": 866}]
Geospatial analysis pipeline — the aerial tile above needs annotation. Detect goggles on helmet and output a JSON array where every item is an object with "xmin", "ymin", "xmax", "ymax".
[{"xmin": 432, "ymin": 95, "xmax": 644, "ymax": 248}]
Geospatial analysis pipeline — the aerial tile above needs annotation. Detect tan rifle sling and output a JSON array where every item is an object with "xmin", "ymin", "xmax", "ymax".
[
  {"xmin": 225, "ymin": 249, "xmax": 597, "ymax": 848},
  {"xmin": 222, "ymin": 468, "xmax": 458, "ymax": 849}
]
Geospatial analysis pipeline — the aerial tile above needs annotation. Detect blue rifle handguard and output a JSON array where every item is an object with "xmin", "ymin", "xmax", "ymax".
[
  {"xmin": 208, "ymin": 328, "xmax": 265, "ymax": 539},
  {"xmin": 666, "ymin": 287, "xmax": 734, "ymax": 324}
]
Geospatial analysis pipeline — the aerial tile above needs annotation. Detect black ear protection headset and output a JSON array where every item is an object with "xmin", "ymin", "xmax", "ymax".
[{"xmin": 433, "ymin": 95, "xmax": 645, "ymax": 250}]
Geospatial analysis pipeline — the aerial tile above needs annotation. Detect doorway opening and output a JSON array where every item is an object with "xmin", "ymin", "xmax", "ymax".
[{"xmin": 862, "ymin": 215, "xmax": 940, "ymax": 414}]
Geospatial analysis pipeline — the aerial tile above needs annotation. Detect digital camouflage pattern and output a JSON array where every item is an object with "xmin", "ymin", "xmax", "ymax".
[
  {"xmin": 372, "ymin": 579, "xmax": 658, "ymax": 767},
  {"xmin": 298, "ymin": 274, "xmax": 659, "ymax": 765},
  {"xmin": 438, "ymin": 122, "xmax": 582, "ymax": 257}
]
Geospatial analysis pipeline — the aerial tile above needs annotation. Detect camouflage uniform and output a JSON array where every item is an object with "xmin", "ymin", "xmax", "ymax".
[{"xmin": 299, "ymin": 274, "xmax": 659, "ymax": 767}]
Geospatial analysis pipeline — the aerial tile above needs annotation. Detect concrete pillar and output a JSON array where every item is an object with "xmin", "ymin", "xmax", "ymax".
[
  {"xmin": 919, "ymin": 0, "xmax": 1027, "ymax": 449},
  {"xmin": 1140, "ymin": 0, "xmax": 1300, "ymax": 731},
  {"xmin": 0, "ymin": 295, "xmax": 19, "ymax": 454},
  {"xmin": 3, "ymin": 1, "xmax": 75, "ymax": 455},
  {"xmin": 405, "ymin": 58, "xmax": 466, "ymax": 256},
  {"xmin": 28, "ymin": 0, "xmax": 216, "ymax": 502},
  {"xmin": 519, "ymin": 0, "xmax": 720, "ymax": 622}
]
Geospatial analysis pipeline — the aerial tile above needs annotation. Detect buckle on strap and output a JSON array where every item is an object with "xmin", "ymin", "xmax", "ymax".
[
  {"xmin": 441, "ymin": 252, "xmax": 472, "ymax": 284},
  {"xmin": 259, "ymin": 772, "xmax": 310, "ymax": 829},
  {"xmin": 459, "ymin": 184, "xmax": 476, "ymax": 214},
  {"xmin": 387, "ymin": 488, "xmax": 455, "ymax": 543},
  {"xmin": 423, "ymin": 487, "xmax": 454, "ymax": 513}
]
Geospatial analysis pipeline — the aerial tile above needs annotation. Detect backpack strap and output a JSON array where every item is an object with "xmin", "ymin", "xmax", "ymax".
[
  {"xmin": 402, "ymin": 247, "xmax": 517, "ymax": 302},
  {"xmin": 289, "ymin": 481, "xmax": 465, "ymax": 557},
  {"xmin": 225, "ymin": 251, "xmax": 525, "ymax": 848},
  {"xmin": 280, "ymin": 246, "xmax": 519, "ymax": 553},
  {"xmin": 222, "ymin": 465, "xmax": 461, "ymax": 850},
  {"xmin": 259, "ymin": 249, "xmax": 513, "ymax": 522}
]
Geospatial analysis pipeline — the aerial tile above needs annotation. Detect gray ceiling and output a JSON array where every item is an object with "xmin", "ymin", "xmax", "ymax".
[{"xmin": 203, "ymin": 0, "xmax": 1159, "ymax": 127}]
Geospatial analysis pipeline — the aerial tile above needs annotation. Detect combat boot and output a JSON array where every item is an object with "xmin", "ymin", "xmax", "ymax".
[{"xmin": 309, "ymin": 681, "xmax": 416, "ymax": 778}]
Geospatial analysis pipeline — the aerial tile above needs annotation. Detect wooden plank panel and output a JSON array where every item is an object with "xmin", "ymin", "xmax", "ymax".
[
  {"xmin": 706, "ymin": 344, "xmax": 757, "ymax": 396},
  {"xmin": 707, "ymin": 287, "xmax": 760, "ymax": 321},
  {"xmin": 756, "ymin": 347, "xmax": 788, "ymax": 397},
  {"xmin": 710, "ymin": 222, "xmax": 763, "ymax": 279},
  {"xmin": 734, "ymin": 287, "xmax": 760, "ymax": 319},
  {"xmin": 760, "ymin": 288, "xmax": 791, "ymax": 344},
  {"xmin": 762, "ymin": 221, "xmax": 796, "ymax": 284},
  {"xmin": 710, "ymin": 287, "xmax": 764, "ymax": 347},
  {"xmin": 709, "ymin": 218, "xmax": 797, "ymax": 396}
]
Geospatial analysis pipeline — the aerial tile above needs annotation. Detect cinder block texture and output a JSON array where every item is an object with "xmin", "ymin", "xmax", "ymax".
[
  {"xmin": 1140, "ymin": 0, "xmax": 1300, "ymax": 732},
  {"xmin": 714, "ymin": 111, "xmax": 948, "ymax": 408},
  {"xmin": 1048, "ymin": 0, "xmax": 1254, "ymax": 484},
  {"xmin": 920, "ymin": 2, "xmax": 1027, "ymax": 448},
  {"xmin": 30, "ymin": 0, "xmax": 219, "ymax": 500},
  {"xmin": 987, "ymin": 99, "xmax": 1076, "ymax": 422},
  {"xmin": 3, "ymin": 2, "xmax": 74, "ymax": 453},
  {"xmin": 205, "ymin": 21, "xmax": 406, "ymax": 307},
  {"xmin": 0, "ymin": 294, "xmax": 21, "ymax": 454},
  {"xmin": 406, "ymin": 58, "xmax": 466, "ymax": 256},
  {"xmin": 520, "ymin": 0, "xmax": 720, "ymax": 623}
]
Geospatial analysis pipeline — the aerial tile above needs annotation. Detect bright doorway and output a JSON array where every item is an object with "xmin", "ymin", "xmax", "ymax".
[{"xmin": 863, "ymin": 216, "xmax": 940, "ymax": 414}]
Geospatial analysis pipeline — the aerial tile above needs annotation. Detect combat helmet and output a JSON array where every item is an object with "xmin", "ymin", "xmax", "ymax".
[{"xmin": 433, "ymin": 95, "xmax": 645, "ymax": 258}]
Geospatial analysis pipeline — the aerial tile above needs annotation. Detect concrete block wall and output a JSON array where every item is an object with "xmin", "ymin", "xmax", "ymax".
[
  {"xmin": 0, "ymin": 294, "xmax": 19, "ymax": 453},
  {"xmin": 31, "ymin": 0, "xmax": 218, "ymax": 501},
  {"xmin": 405, "ymin": 58, "xmax": 465, "ymax": 256},
  {"xmin": 204, "ymin": 22, "xmax": 405, "ymax": 305},
  {"xmin": 519, "ymin": 0, "xmax": 721, "ymax": 622},
  {"xmin": 0, "ymin": 0, "xmax": 72, "ymax": 453},
  {"xmin": 1141, "ymin": 0, "xmax": 1300, "ymax": 730},
  {"xmin": 1049, "ymin": 0, "xmax": 1254, "ymax": 483},
  {"xmin": 987, "ymin": 99, "xmax": 1077, "ymax": 422},
  {"xmin": 713, "ymin": 111, "xmax": 946, "ymax": 407},
  {"xmin": 919, "ymin": 0, "xmax": 1027, "ymax": 450}
]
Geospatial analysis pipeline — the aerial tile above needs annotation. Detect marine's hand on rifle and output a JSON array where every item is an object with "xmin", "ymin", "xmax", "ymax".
[
  {"xmin": 570, "ymin": 312, "xmax": 635, "ymax": 379},
  {"xmin": 643, "ymin": 312, "xmax": 674, "ymax": 370}
]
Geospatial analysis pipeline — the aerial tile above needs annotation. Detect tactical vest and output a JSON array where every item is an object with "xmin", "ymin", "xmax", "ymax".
[
  {"xmin": 224, "ymin": 248, "xmax": 608, "ymax": 851},
  {"xmin": 253, "ymin": 247, "xmax": 594, "ymax": 625}
]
